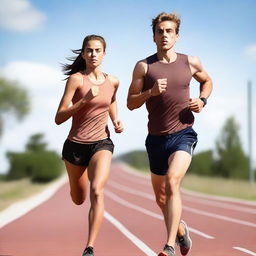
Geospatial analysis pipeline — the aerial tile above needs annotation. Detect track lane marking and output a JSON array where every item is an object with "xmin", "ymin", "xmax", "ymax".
[
  {"xmin": 183, "ymin": 206, "xmax": 256, "ymax": 228},
  {"xmin": 117, "ymin": 163, "xmax": 256, "ymax": 206},
  {"xmin": 182, "ymin": 196, "xmax": 256, "ymax": 214},
  {"xmin": 108, "ymin": 181, "xmax": 256, "ymax": 228},
  {"xmin": 0, "ymin": 175, "xmax": 68, "ymax": 229},
  {"xmin": 105, "ymin": 190, "xmax": 215, "ymax": 239},
  {"xmin": 104, "ymin": 211, "xmax": 157, "ymax": 256},
  {"xmin": 233, "ymin": 247, "xmax": 256, "ymax": 255}
]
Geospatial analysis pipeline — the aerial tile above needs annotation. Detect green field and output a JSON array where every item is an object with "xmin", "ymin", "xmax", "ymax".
[
  {"xmin": 132, "ymin": 166, "xmax": 256, "ymax": 201},
  {"xmin": 0, "ymin": 178, "xmax": 54, "ymax": 211},
  {"xmin": 182, "ymin": 174, "xmax": 256, "ymax": 201}
]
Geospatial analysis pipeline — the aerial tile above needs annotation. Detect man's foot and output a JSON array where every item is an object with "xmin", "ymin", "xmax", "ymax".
[
  {"xmin": 82, "ymin": 246, "xmax": 94, "ymax": 256},
  {"xmin": 176, "ymin": 220, "xmax": 192, "ymax": 255},
  {"xmin": 158, "ymin": 244, "xmax": 176, "ymax": 256}
]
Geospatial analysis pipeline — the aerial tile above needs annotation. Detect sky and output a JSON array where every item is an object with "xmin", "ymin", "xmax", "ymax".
[{"xmin": 0, "ymin": 0, "xmax": 256, "ymax": 174}]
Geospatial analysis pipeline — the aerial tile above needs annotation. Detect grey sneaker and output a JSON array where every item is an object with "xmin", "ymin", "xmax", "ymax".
[
  {"xmin": 158, "ymin": 244, "xmax": 176, "ymax": 256},
  {"xmin": 176, "ymin": 220, "xmax": 192, "ymax": 255},
  {"xmin": 82, "ymin": 246, "xmax": 94, "ymax": 256}
]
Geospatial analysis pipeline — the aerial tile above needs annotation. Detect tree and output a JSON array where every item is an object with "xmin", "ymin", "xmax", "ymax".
[
  {"xmin": 117, "ymin": 150, "xmax": 149, "ymax": 170},
  {"xmin": 0, "ymin": 77, "xmax": 30, "ymax": 136},
  {"xmin": 26, "ymin": 133, "xmax": 47, "ymax": 152},
  {"xmin": 189, "ymin": 150, "xmax": 214, "ymax": 176},
  {"xmin": 7, "ymin": 133, "xmax": 63, "ymax": 182},
  {"xmin": 214, "ymin": 117, "xmax": 249, "ymax": 179}
]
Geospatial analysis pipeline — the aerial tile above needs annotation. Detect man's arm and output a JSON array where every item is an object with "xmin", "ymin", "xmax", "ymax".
[
  {"xmin": 127, "ymin": 61, "xmax": 151, "ymax": 110},
  {"xmin": 188, "ymin": 56, "xmax": 213, "ymax": 113},
  {"xmin": 127, "ymin": 60, "xmax": 167, "ymax": 110}
]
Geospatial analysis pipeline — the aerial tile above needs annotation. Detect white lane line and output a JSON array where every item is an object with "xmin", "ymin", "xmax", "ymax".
[
  {"xmin": 117, "ymin": 162, "xmax": 256, "ymax": 207},
  {"xmin": 104, "ymin": 211, "xmax": 157, "ymax": 256},
  {"xmin": 115, "ymin": 162, "xmax": 150, "ymax": 179},
  {"xmin": 105, "ymin": 189, "xmax": 215, "ymax": 239},
  {"xmin": 108, "ymin": 180, "xmax": 256, "ymax": 228},
  {"xmin": 183, "ymin": 206, "xmax": 256, "ymax": 228},
  {"xmin": 233, "ymin": 247, "xmax": 256, "ymax": 256},
  {"xmin": 182, "ymin": 196, "xmax": 256, "ymax": 214},
  {"xmin": 108, "ymin": 180, "xmax": 154, "ymax": 200},
  {"xmin": 182, "ymin": 188, "xmax": 256, "ymax": 207},
  {"xmin": 0, "ymin": 175, "xmax": 68, "ymax": 229},
  {"xmin": 105, "ymin": 190, "xmax": 162, "ymax": 220}
]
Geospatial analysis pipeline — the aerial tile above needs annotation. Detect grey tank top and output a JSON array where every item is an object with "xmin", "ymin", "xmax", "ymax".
[{"xmin": 143, "ymin": 53, "xmax": 194, "ymax": 135}]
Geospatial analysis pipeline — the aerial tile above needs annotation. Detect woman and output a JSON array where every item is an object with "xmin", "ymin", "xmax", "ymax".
[{"xmin": 55, "ymin": 35, "xmax": 123, "ymax": 256}]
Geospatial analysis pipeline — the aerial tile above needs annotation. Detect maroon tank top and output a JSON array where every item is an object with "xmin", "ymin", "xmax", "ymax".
[{"xmin": 143, "ymin": 53, "xmax": 194, "ymax": 135}]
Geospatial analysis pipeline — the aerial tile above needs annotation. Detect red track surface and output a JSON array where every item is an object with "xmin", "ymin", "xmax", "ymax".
[{"xmin": 1, "ymin": 162, "xmax": 256, "ymax": 256}]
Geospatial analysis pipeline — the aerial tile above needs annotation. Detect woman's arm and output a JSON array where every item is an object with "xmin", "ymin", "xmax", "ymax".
[
  {"xmin": 108, "ymin": 75, "xmax": 123, "ymax": 133},
  {"xmin": 55, "ymin": 73, "xmax": 97, "ymax": 125}
]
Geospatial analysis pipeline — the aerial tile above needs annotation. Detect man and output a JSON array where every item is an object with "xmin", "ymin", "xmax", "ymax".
[{"xmin": 127, "ymin": 12, "xmax": 212, "ymax": 256}]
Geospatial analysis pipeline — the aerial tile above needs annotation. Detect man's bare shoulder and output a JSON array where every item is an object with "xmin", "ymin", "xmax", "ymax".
[
  {"xmin": 188, "ymin": 56, "xmax": 202, "ymax": 68},
  {"xmin": 134, "ymin": 58, "xmax": 148, "ymax": 76}
]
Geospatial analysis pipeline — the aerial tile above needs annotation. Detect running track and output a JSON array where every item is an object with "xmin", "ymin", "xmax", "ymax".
[{"xmin": 0, "ymin": 162, "xmax": 255, "ymax": 256}]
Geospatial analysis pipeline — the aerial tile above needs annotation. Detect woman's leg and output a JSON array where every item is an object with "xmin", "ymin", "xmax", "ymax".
[
  {"xmin": 86, "ymin": 150, "xmax": 112, "ymax": 247},
  {"xmin": 64, "ymin": 160, "xmax": 89, "ymax": 205}
]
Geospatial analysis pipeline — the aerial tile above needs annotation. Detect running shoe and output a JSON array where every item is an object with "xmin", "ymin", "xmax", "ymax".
[
  {"xmin": 176, "ymin": 220, "xmax": 192, "ymax": 255},
  {"xmin": 158, "ymin": 244, "xmax": 176, "ymax": 256},
  {"xmin": 82, "ymin": 246, "xmax": 94, "ymax": 256}
]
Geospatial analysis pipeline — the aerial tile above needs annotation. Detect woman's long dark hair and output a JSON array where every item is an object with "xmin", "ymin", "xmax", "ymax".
[{"xmin": 62, "ymin": 35, "xmax": 106, "ymax": 77}]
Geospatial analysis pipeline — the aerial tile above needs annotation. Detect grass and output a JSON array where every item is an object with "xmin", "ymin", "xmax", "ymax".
[
  {"xmin": 0, "ymin": 178, "xmax": 53, "ymax": 211},
  {"xmin": 182, "ymin": 174, "xmax": 256, "ymax": 201},
  {"xmin": 131, "ymin": 165, "xmax": 256, "ymax": 201}
]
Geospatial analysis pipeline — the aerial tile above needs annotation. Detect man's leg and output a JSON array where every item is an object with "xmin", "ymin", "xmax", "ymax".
[
  {"xmin": 151, "ymin": 173, "xmax": 187, "ymax": 237},
  {"xmin": 151, "ymin": 173, "xmax": 168, "ymax": 229},
  {"xmin": 165, "ymin": 150, "xmax": 191, "ymax": 247}
]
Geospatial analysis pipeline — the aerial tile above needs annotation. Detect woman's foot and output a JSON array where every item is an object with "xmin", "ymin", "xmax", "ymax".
[{"xmin": 82, "ymin": 246, "xmax": 94, "ymax": 256}]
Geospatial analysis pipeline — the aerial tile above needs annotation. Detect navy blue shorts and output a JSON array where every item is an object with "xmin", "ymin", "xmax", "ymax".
[
  {"xmin": 62, "ymin": 138, "xmax": 114, "ymax": 167},
  {"xmin": 145, "ymin": 127, "xmax": 198, "ymax": 175}
]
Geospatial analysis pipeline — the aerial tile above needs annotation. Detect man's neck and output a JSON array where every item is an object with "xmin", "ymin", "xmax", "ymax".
[{"xmin": 157, "ymin": 48, "xmax": 177, "ymax": 63}]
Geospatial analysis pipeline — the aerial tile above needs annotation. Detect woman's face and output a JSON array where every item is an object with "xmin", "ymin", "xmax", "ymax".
[{"xmin": 82, "ymin": 40, "xmax": 105, "ymax": 68}]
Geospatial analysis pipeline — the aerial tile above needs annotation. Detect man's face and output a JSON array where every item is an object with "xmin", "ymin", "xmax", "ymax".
[{"xmin": 154, "ymin": 21, "xmax": 179, "ymax": 51}]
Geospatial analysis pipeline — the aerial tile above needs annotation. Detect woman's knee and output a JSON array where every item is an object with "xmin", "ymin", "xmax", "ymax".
[
  {"xmin": 155, "ymin": 194, "xmax": 166, "ymax": 210},
  {"xmin": 70, "ymin": 189, "xmax": 86, "ymax": 205},
  {"xmin": 90, "ymin": 184, "xmax": 104, "ymax": 202}
]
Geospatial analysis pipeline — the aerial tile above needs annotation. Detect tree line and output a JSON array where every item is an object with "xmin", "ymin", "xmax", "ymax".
[
  {"xmin": 0, "ymin": 77, "xmax": 63, "ymax": 182},
  {"xmin": 117, "ymin": 117, "xmax": 254, "ymax": 180}
]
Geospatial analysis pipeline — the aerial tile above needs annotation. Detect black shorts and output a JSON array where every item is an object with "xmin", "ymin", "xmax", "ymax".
[
  {"xmin": 62, "ymin": 138, "xmax": 114, "ymax": 167},
  {"xmin": 145, "ymin": 127, "xmax": 198, "ymax": 176}
]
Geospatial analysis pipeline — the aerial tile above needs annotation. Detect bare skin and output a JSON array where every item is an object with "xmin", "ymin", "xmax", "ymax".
[
  {"xmin": 127, "ymin": 20, "xmax": 212, "ymax": 251},
  {"xmin": 55, "ymin": 39, "xmax": 123, "ymax": 248}
]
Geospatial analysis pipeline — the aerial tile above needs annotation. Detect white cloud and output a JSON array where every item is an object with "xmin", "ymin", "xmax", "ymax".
[
  {"xmin": 243, "ymin": 44, "xmax": 256, "ymax": 61},
  {"xmin": 0, "ymin": 61, "xmax": 65, "ymax": 173},
  {"xmin": 0, "ymin": 0, "xmax": 46, "ymax": 31},
  {"xmin": 0, "ymin": 61, "xmax": 63, "ymax": 89}
]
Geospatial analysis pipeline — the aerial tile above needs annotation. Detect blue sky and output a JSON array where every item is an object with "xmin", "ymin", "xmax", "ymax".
[{"xmin": 0, "ymin": 0, "xmax": 256, "ymax": 174}]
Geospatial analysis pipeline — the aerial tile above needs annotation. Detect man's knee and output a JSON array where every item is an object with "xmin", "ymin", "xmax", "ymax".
[{"xmin": 166, "ymin": 175, "xmax": 182, "ymax": 195}]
